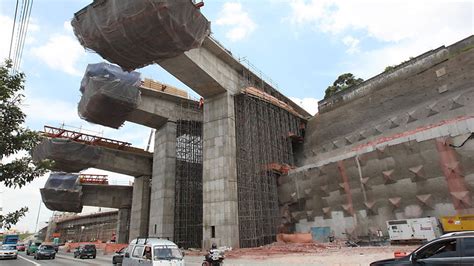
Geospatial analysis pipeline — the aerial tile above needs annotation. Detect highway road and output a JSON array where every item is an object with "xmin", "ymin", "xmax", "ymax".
[
  {"xmin": 1, "ymin": 251, "xmax": 112, "ymax": 265},
  {"xmin": 2, "ymin": 250, "xmax": 207, "ymax": 266}
]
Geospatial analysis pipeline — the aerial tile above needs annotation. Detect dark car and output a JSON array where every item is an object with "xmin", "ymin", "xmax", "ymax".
[
  {"xmin": 74, "ymin": 244, "xmax": 96, "ymax": 259},
  {"xmin": 112, "ymin": 246, "xmax": 127, "ymax": 265},
  {"xmin": 34, "ymin": 245, "xmax": 56, "ymax": 260},
  {"xmin": 371, "ymin": 231, "xmax": 474, "ymax": 265}
]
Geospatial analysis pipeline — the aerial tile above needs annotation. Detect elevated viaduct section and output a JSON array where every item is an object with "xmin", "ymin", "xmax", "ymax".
[
  {"xmin": 45, "ymin": 211, "xmax": 119, "ymax": 243},
  {"xmin": 281, "ymin": 36, "xmax": 474, "ymax": 238},
  {"xmin": 39, "ymin": 172, "xmax": 132, "ymax": 244},
  {"xmin": 34, "ymin": 127, "xmax": 154, "ymax": 243},
  {"xmin": 72, "ymin": 0, "xmax": 309, "ymax": 249}
]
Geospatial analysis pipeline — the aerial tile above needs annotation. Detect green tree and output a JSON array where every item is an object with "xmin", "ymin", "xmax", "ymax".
[
  {"xmin": 0, "ymin": 60, "xmax": 49, "ymax": 229},
  {"xmin": 324, "ymin": 73, "xmax": 364, "ymax": 99}
]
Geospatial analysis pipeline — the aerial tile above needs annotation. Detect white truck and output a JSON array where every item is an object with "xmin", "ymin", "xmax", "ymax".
[{"xmin": 387, "ymin": 217, "xmax": 442, "ymax": 243}]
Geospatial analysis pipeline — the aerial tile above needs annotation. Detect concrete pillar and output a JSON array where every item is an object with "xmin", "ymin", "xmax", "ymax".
[
  {"xmin": 44, "ymin": 220, "xmax": 57, "ymax": 242},
  {"xmin": 148, "ymin": 121, "xmax": 177, "ymax": 239},
  {"xmin": 116, "ymin": 208, "xmax": 131, "ymax": 244},
  {"xmin": 129, "ymin": 176, "xmax": 151, "ymax": 241},
  {"xmin": 202, "ymin": 92, "xmax": 239, "ymax": 248}
]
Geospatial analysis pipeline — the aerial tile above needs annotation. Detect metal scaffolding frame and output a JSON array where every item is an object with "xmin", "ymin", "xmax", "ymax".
[
  {"xmin": 235, "ymin": 93, "xmax": 302, "ymax": 248},
  {"xmin": 173, "ymin": 100, "xmax": 203, "ymax": 248}
]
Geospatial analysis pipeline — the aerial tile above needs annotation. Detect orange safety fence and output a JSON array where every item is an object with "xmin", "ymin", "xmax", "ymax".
[
  {"xmin": 64, "ymin": 241, "xmax": 127, "ymax": 255},
  {"xmin": 277, "ymin": 233, "xmax": 313, "ymax": 243}
]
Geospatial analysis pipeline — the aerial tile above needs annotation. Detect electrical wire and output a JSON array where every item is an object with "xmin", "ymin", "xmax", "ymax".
[
  {"xmin": 8, "ymin": 0, "xmax": 19, "ymax": 61},
  {"xmin": 8, "ymin": 0, "xmax": 34, "ymax": 73},
  {"xmin": 15, "ymin": 0, "xmax": 33, "ymax": 71}
]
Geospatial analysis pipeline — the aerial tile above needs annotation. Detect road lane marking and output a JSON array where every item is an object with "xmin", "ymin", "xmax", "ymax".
[
  {"xmin": 56, "ymin": 254, "xmax": 102, "ymax": 265},
  {"xmin": 18, "ymin": 254, "xmax": 41, "ymax": 265}
]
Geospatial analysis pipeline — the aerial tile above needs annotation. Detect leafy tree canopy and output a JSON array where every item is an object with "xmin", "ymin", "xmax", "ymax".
[
  {"xmin": 0, "ymin": 60, "xmax": 49, "ymax": 229},
  {"xmin": 324, "ymin": 73, "xmax": 364, "ymax": 99}
]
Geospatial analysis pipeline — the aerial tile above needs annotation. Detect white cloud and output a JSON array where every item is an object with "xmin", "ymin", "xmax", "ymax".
[
  {"xmin": 216, "ymin": 2, "xmax": 257, "ymax": 42},
  {"xmin": 0, "ymin": 15, "xmax": 14, "ymax": 61},
  {"xmin": 31, "ymin": 33, "xmax": 85, "ymax": 76},
  {"xmin": 290, "ymin": 97, "xmax": 319, "ymax": 115},
  {"xmin": 63, "ymin": 20, "xmax": 73, "ymax": 33},
  {"xmin": 0, "ymin": 15, "xmax": 40, "ymax": 69},
  {"xmin": 23, "ymin": 96, "xmax": 81, "ymax": 125},
  {"xmin": 342, "ymin": 35, "xmax": 360, "ymax": 54},
  {"xmin": 288, "ymin": 0, "xmax": 473, "ymax": 77},
  {"xmin": 1, "ymin": 174, "xmax": 52, "ymax": 233}
]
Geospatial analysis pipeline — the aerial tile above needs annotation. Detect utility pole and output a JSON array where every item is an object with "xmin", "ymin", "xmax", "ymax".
[{"xmin": 34, "ymin": 201, "xmax": 42, "ymax": 234}]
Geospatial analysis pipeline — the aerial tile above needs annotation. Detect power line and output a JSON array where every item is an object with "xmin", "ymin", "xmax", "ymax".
[
  {"xmin": 8, "ymin": 0, "xmax": 34, "ymax": 73},
  {"xmin": 8, "ymin": 0, "xmax": 19, "ymax": 60},
  {"xmin": 15, "ymin": 0, "xmax": 34, "ymax": 71}
]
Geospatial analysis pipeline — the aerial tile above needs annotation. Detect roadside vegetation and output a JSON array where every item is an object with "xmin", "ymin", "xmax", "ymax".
[{"xmin": 0, "ymin": 60, "xmax": 50, "ymax": 229}]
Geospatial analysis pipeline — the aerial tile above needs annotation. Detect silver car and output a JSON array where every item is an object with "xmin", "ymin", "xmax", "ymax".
[{"xmin": 0, "ymin": 244, "xmax": 18, "ymax": 260}]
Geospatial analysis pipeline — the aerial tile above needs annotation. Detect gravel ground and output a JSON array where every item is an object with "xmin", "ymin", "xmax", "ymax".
[{"xmin": 185, "ymin": 245, "xmax": 417, "ymax": 266}]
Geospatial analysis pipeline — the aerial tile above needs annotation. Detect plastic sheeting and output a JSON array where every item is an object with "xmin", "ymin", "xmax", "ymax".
[
  {"xmin": 72, "ymin": 0, "xmax": 211, "ymax": 71},
  {"xmin": 78, "ymin": 63, "xmax": 142, "ymax": 128},
  {"xmin": 32, "ymin": 138, "xmax": 102, "ymax": 173},
  {"xmin": 41, "ymin": 172, "xmax": 83, "ymax": 213},
  {"xmin": 44, "ymin": 172, "xmax": 80, "ymax": 190}
]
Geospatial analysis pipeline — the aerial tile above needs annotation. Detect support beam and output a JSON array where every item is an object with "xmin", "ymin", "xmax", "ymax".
[
  {"xmin": 129, "ymin": 176, "xmax": 151, "ymax": 240},
  {"xmin": 33, "ymin": 138, "xmax": 152, "ymax": 177},
  {"xmin": 128, "ymin": 87, "xmax": 202, "ymax": 126},
  {"xmin": 148, "ymin": 122, "xmax": 177, "ymax": 239},
  {"xmin": 79, "ymin": 84, "xmax": 202, "ymax": 129},
  {"xmin": 202, "ymin": 92, "xmax": 239, "ymax": 248},
  {"xmin": 82, "ymin": 184, "xmax": 132, "ymax": 209},
  {"xmin": 159, "ymin": 37, "xmax": 310, "ymax": 117},
  {"xmin": 41, "ymin": 172, "xmax": 133, "ymax": 213}
]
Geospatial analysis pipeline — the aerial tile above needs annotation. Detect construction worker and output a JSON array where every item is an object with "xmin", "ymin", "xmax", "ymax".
[{"xmin": 199, "ymin": 97, "xmax": 204, "ymax": 109}]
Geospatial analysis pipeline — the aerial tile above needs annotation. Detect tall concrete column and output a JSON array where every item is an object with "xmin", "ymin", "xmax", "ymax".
[
  {"xmin": 202, "ymin": 92, "xmax": 239, "ymax": 248},
  {"xmin": 148, "ymin": 121, "xmax": 177, "ymax": 239},
  {"xmin": 129, "ymin": 176, "xmax": 151, "ymax": 241},
  {"xmin": 44, "ymin": 220, "xmax": 57, "ymax": 242},
  {"xmin": 116, "ymin": 208, "xmax": 131, "ymax": 244}
]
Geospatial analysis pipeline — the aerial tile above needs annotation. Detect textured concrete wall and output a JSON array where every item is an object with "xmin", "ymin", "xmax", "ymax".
[
  {"xmin": 286, "ymin": 36, "xmax": 474, "ymax": 238},
  {"xmin": 129, "ymin": 176, "xmax": 151, "ymax": 241},
  {"xmin": 305, "ymin": 36, "xmax": 474, "ymax": 162},
  {"xmin": 148, "ymin": 122, "xmax": 177, "ymax": 239},
  {"xmin": 202, "ymin": 92, "xmax": 239, "ymax": 248}
]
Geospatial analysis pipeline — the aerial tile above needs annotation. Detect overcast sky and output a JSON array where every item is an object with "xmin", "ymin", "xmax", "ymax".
[{"xmin": 0, "ymin": 0, "xmax": 472, "ymax": 233}]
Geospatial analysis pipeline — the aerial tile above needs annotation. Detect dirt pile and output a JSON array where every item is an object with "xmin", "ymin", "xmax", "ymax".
[{"xmin": 226, "ymin": 242, "xmax": 334, "ymax": 259}]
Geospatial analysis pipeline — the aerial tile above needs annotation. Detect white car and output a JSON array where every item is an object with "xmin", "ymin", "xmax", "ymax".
[
  {"xmin": 123, "ymin": 238, "xmax": 184, "ymax": 266},
  {"xmin": 0, "ymin": 244, "xmax": 18, "ymax": 260}
]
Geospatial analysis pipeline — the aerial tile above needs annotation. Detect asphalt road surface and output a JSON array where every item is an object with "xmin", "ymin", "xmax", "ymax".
[{"xmin": 0, "ymin": 251, "xmax": 112, "ymax": 266}]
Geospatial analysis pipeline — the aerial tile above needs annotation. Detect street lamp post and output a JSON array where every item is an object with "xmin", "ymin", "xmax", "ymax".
[{"xmin": 79, "ymin": 226, "xmax": 85, "ymax": 243}]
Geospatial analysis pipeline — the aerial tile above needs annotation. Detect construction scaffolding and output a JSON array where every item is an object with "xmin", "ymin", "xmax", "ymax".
[
  {"xmin": 235, "ymin": 93, "xmax": 303, "ymax": 248},
  {"xmin": 174, "ymin": 100, "xmax": 203, "ymax": 248}
]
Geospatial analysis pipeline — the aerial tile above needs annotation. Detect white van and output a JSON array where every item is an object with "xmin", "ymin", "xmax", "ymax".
[{"xmin": 122, "ymin": 238, "xmax": 184, "ymax": 266}]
